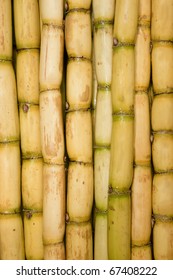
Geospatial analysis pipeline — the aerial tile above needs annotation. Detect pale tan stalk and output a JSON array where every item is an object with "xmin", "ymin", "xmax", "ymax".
[
  {"xmin": 92, "ymin": 0, "xmax": 115, "ymax": 260},
  {"xmin": 39, "ymin": 0, "xmax": 65, "ymax": 259},
  {"xmin": 65, "ymin": 0, "xmax": 93, "ymax": 260},
  {"xmin": 0, "ymin": 0, "xmax": 24, "ymax": 259},
  {"xmin": 131, "ymin": 0, "xmax": 152, "ymax": 259},
  {"xmin": 13, "ymin": 0, "xmax": 43, "ymax": 259},
  {"xmin": 151, "ymin": 0, "xmax": 173, "ymax": 259}
]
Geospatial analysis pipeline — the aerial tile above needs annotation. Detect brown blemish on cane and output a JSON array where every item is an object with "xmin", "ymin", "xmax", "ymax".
[
  {"xmin": 66, "ymin": 115, "xmax": 73, "ymax": 138},
  {"xmin": 66, "ymin": 102, "xmax": 69, "ymax": 110},
  {"xmin": 108, "ymin": 186, "xmax": 113, "ymax": 194},
  {"xmin": 80, "ymin": 85, "xmax": 89, "ymax": 102},
  {"xmin": 26, "ymin": 211, "xmax": 32, "ymax": 219},
  {"xmin": 113, "ymin": 37, "xmax": 118, "ymax": 46},
  {"xmin": 65, "ymin": 212, "xmax": 69, "ymax": 222},
  {"xmin": 43, "ymin": 94, "xmax": 64, "ymax": 158},
  {"xmin": 138, "ymin": 174, "xmax": 150, "ymax": 183},
  {"xmin": 23, "ymin": 103, "xmax": 29, "ymax": 113},
  {"xmin": 0, "ymin": 33, "xmax": 4, "ymax": 50}
]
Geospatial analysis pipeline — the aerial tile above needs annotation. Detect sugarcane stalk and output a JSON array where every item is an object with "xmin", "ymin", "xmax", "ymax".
[
  {"xmin": 0, "ymin": 0, "xmax": 25, "ymax": 259},
  {"xmin": 151, "ymin": 0, "xmax": 173, "ymax": 260},
  {"xmin": 39, "ymin": 0, "xmax": 65, "ymax": 260},
  {"xmin": 92, "ymin": 0, "xmax": 115, "ymax": 260},
  {"xmin": 13, "ymin": 0, "xmax": 43, "ymax": 259},
  {"xmin": 108, "ymin": 0, "xmax": 138, "ymax": 260},
  {"xmin": 131, "ymin": 0, "xmax": 152, "ymax": 260},
  {"xmin": 65, "ymin": 0, "xmax": 93, "ymax": 260}
]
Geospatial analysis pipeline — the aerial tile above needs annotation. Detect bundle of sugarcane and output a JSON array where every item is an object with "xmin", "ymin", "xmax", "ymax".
[
  {"xmin": 151, "ymin": 0, "xmax": 173, "ymax": 260},
  {"xmin": 13, "ymin": 0, "xmax": 43, "ymax": 260},
  {"xmin": 131, "ymin": 0, "xmax": 152, "ymax": 260},
  {"xmin": 39, "ymin": 0, "xmax": 66, "ymax": 259},
  {"xmin": 108, "ymin": 0, "xmax": 138, "ymax": 260},
  {"xmin": 92, "ymin": 0, "xmax": 115, "ymax": 260},
  {"xmin": 65, "ymin": 0, "xmax": 93, "ymax": 260},
  {"xmin": 0, "ymin": 0, "xmax": 25, "ymax": 260}
]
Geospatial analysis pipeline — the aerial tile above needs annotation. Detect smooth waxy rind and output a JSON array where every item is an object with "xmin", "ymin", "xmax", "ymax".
[
  {"xmin": 109, "ymin": 115, "xmax": 134, "ymax": 191},
  {"xmin": 108, "ymin": 194, "xmax": 131, "ymax": 260}
]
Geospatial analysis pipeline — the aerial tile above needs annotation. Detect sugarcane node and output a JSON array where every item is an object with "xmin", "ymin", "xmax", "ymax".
[
  {"xmin": 108, "ymin": 185, "xmax": 113, "ymax": 194},
  {"xmin": 65, "ymin": 1, "xmax": 69, "ymax": 12},
  {"xmin": 65, "ymin": 101, "xmax": 69, "ymax": 110},
  {"xmin": 65, "ymin": 212, "xmax": 69, "ymax": 222},
  {"xmin": 150, "ymin": 134, "xmax": 154, "ymax": 143},
  {"xmin": 22, "ymin": 103, "xmax": 29, "ymax": 113},
  {"xmin": 26, "ymin": 211, "xmax": 32, "ymax": 220},
  {"xmin": 113, "ymin": 37, "xmax": 118, "ymax": 46}
]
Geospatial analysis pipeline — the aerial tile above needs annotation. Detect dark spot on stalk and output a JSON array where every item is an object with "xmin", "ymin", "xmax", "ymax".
[
  {"xmin": 26, "ymin": 211, "xmax": 32, "ymax": 219},
  {"xmin": 65, "ymin": 212, "xmax": 69, "ymax": 222},
  {"xmin": 65, "ymin": 102, "xmax": 69, "ymax": 110},
  {"xmin": 13, "ymin": 229, "xmax": 16, "ymax": 231},
  {"xmin": 113, "ymin": 37, "xmax": 118, "ymax": 46},
  {"xmin": 23, "ymin": 103, "xmax": 29, "ymax": 113},
  {"xmin": 108, "ymin": 185, "xmax": 113, "ymax": 194}
]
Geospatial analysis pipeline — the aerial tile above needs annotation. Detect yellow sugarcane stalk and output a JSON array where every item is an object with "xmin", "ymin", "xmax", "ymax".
[
  {"xmin": 131, "ymin": 0, "xmax": 152, "ymax": 260},
  {"xmin": 0, "ymin": 0, "xmax": 25, "ymax": 259},
  {"xmin": 151, "ymin": 0, "xmax": 173, "ymax": 260},
  {"xmin": 108, "ymin": 0, "xmax": 138, "ymax": 260},
  {"xmin": 65, "ymin": 0, "xmax": 93, "ymax": 260},
  {"xmin": 39, "ymin": 0, "xmax": 65, "ymax": 259},
  {"xmin": 13, "ymin": 0, "xmax": 43, "ymax": 260}
]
